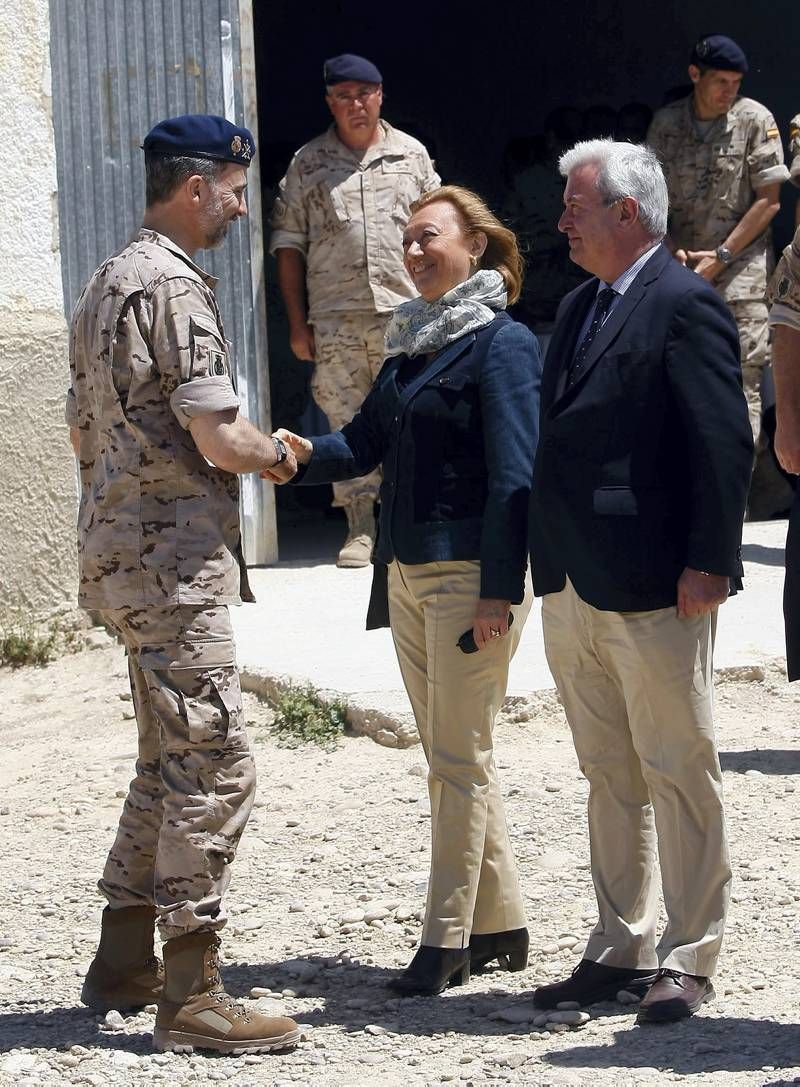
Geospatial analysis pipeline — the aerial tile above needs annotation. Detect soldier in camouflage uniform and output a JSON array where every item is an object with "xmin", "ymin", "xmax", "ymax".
[
  {"xmin": 648, "ymin": 34, "xmax": 789, "ymax": 444},
  {"xmin": 790, "ymin": 113, "xmax": 800, "ymax": 224},
  {"xmin": 767, "ymin": 227, "xmax": 800, "ymax": 676},
  {"xmin": 67, "ymin": 115, "xmax": 300, "ymax": 1056},
  {"xmin": 270, "ymin": 53, "xmax": 440, "ymax": 567}
]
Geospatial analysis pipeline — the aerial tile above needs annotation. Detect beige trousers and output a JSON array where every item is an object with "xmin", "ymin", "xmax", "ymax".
[
  {"xmin": 310, "ymin": 312, "xmax": 390, "ymax": 507},
  {"xmin": 388, "ymin": 559, "xmax": 531, "ymax": 947},
  {"xmin": 542, "ymin": 579, "xmax": 731, "ymax": 977}
]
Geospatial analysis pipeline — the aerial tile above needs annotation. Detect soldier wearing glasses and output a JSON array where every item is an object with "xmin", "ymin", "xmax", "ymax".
[{"xmin": 270, "ymin": 53, "xmax": 440, "ymax": 567}]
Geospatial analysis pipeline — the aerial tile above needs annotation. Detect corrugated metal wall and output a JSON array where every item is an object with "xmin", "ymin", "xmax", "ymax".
[{"xmin": 49, "ymin": 0, "xmax": 276, "ymax": 564}]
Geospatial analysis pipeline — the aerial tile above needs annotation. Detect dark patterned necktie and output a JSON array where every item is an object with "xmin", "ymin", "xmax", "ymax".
[{"xmin": 566, "ymin": 286, "xmax": 616, "ymax": 388}]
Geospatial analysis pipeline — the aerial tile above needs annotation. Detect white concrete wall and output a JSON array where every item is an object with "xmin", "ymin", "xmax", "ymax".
[{"xmin": 0, "ymin": 0, "xmax": 77, "ymax": 617}]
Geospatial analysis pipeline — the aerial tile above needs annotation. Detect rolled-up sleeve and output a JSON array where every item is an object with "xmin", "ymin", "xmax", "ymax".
[
  {"xmin": 269, "ymin": 156, "xmax": 308, "ymax": 256},
  {"xmin": 749, "ymin": 112, "xmax": 790, "ymax": 189},
  {"xmin": 767, "ymin": 230, "xmax": 800, "ymax": 331},
  {"xmin": 65, "ymin": 385, "xmax": 78, "ymax": 427},
  {"xmin": 790, "ymin": 115, "xmax": 800, "ymax": 186},
  {"xmin": 149, "ymin": 280, "xmax": 240, "ymax": 430}
]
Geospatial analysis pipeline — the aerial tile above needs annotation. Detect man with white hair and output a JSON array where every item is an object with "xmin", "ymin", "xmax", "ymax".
[{"xmin": 528, "ymin": 139, "xmax": 753, "ymax": 1023}]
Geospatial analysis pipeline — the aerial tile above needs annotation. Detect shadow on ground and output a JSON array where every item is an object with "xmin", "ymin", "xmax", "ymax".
[
  {"xmin": 720, "ymin": 748, "xmax": 800, "ymax": 775},
  {"xmin": 546, "ymin": 1015, "xmax": 800, "ymax": 1075},
  {"xmin": 741, "ymin": 542, "xmax": 785, "ymax": 567}
]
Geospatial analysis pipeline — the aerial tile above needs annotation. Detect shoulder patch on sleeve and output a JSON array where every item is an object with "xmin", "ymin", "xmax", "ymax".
[{"xmin": 766, "ymin": 126, "xmax": 780, "ymax": 139}]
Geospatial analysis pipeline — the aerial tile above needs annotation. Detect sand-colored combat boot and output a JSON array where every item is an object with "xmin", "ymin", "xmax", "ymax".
[
  {"xmin": 337, "ymin": 497, "xmax": 375, "ymax": 568},
  {"xmin": 81, "ymin": 905, "xmax": 164, "ymax": 1012},
  {"xmin": 154, "ymin": 931, "xmax": 300, "ymax": 1055}
]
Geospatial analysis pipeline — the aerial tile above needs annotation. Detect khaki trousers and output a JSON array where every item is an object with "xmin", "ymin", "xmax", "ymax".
[
  {"xmin": 310, "ymin": 312, "xmax": 390, "ymax": 507},
  {"xmin": 542, "ymin": 579, "xmax": 731, "ymax": 976},
  {"xmin": 98, "ymin": 605, "xmax": 256, "ymax": 939},
  {"xmin": 388, "ymin": 559, "xmax": 531, "ymax": 947}
]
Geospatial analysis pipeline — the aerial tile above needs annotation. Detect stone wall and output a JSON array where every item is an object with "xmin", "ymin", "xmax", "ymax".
[{"xmin": 0, "ymin": 0, "xmax": 77, "ymax": 618}]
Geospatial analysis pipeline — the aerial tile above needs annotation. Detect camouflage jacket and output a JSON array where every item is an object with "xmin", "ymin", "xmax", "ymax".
[
  {"xmin": 269, "ymin": 121, "xmax": 440, "ymax": 320},
  {"xmin": 66, "ymin": 229, "xmax": 253, "ymax": 609},
  {"xmin": 648, "ymin": 95, "xmax": 789, "ymax": 301},
  {"xmin": 767, "ymin": 226, "xmax": 800, "ymax": 331},
  {"xmin": 790, "ymin": 113, "xmax": 800, "ymax": 186}
]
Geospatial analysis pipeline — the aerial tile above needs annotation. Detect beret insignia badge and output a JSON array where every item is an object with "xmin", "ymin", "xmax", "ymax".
[
  {"xmin": 231, "ymin": 135, "xmax": 253, "ymax": 161},
  {"xmin": 696, "ymin": 39, "xmax": 710, "ymax": 59}
]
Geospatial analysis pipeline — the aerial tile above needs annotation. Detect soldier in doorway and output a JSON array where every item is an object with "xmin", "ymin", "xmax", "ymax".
[
  {"xmin": 648, "ymin": 34, "xmax": 789, "ymax": 447},
  {"xmin": 67, "ymin": 114, "xmax": 301, "ymax": 1056},
  {"xmin": 269, "ymin": 53, "xmax": 440, "ymax": 567}
]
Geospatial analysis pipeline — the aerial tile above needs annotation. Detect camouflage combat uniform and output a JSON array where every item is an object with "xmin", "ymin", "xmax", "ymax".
[
  {"xmin": 648, "ymin": 96, "xmax": 790, "ymax": 439},
  {"xmin": 269, "ymin": 120, "xmax": 439, "ymax": 505},
  {"xmin": 789, "ymin": 114, "xmax": 800, "ymax": 187},
  {"xmin": 767, "ymin": 226, "xmax": 800, "ymax": 330},
  {"xmin": 67, "ymin": 229, "xmax": 255, "ymax": 939}
]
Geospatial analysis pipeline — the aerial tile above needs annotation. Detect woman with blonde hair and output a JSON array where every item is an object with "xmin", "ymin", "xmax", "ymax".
[{"xmin": 268, "ymin": 186, "xmax": 542, "ymax": 994}]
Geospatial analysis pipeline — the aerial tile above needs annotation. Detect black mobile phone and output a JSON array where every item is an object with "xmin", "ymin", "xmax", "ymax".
[{"xmin": 457, "ymin": 612, "xmax": 514, "ymax": 654}]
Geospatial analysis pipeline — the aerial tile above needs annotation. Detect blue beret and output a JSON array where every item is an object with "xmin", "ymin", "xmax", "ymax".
[
  {"xmin": 690, "ymin": 34, "xmax": 748, "ymax": 74},
  {"xmin": 143, "ymin": 114, "xmax": 256, "ymax": 165},
  {"xmin": 323, "ymin": 53, "xmax": 382, "ymax": 86}
]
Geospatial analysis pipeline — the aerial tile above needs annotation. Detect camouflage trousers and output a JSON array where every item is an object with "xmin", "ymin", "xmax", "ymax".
[
  {"xmin": 98, "ymin": 604, "xmax": 255, "ymax": 939},
  {"xmin": 729, "ymin": 299, "xmax": 770, "ymax": 444},
  {"xmin": 310, "ymin": 311, "xmax": 390, "ymax": 507}
]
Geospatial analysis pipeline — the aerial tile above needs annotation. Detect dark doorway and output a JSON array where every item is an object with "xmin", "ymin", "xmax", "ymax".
[{"xmin": 252, "ymin": 0, "xmax": 800, "ymax": 554}]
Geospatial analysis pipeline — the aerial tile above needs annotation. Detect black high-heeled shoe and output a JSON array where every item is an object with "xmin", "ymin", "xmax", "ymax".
[
  {"xmin": 468, "ymin": 927, "xmax": 529, "ymax": 973},
  {"xmin": 387, "ymin": 945, "xmax": 471, "ymax": 996}
]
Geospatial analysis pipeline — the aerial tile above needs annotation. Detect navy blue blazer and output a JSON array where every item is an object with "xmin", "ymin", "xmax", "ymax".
[
  {"xmin": 297, "ymin": 312, "xmax": 542, "ymax": 603},
  {"xmin": 529, "ymin": 244, "xmax": 753, "ymax": 612}
]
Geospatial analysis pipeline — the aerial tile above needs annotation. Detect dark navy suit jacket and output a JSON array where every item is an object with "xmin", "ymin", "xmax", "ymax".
[
  {"xmin": 529, "ymin": 244, "xmax": 753, "ymax": 612},
  {"xmin": 298, "ymin": 312, "xmax": 542, "ymax": 603}
]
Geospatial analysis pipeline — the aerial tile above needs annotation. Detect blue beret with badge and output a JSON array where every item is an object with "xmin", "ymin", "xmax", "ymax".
[
  {"xmin": 143, "ymin": 114, "xmax": 256, "ymax": 165},
  {"xmin": 690, "ymin": 34, "xmax": 748, "ymax": 74},
  {"xmin": 323, "ymin": 53, "xmax": 383, "ymax": 86}
]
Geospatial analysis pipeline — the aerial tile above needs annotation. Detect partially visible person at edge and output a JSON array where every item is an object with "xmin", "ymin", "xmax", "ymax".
[
  {"xmin": 767, "ymin": 227, "xmax": 800, "ymax": 674},
  {"xmin": 270, "ymin": 53, "xmax": 440, "ymax": 568},
  {"xmin": 67, "ymin": 114, "xmax": 301, "ymax": 1056},
  {"xmin": 647, "ymin": 33, "xmax": 789, "ymax": 448},
  {"xmin": 529, "ymin": 139, "xmax": 752, "ymax": 1024},
  {"xmin": 266, "ymin": 186, "xmax": 542, "ymax": 996},
  {"xmin": 790, "ymin": 112, "xmax": 800, "ymax": 226}
]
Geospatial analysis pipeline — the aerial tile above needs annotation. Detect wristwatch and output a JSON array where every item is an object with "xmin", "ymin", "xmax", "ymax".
[
  {"xmin": 715, "ymin": 245, "xmax": 734, "ymax": 265},
  {"xmin": 271, "ymin": 435, "xmax": 288, "ymax": 465}
]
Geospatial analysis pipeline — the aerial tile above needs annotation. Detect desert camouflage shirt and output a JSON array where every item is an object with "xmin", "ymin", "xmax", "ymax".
[
  {"xmin": 269, "ymin": 121, "xmax": 440, "ymax": 320},
  {"xmin": 790, "ymin": 113, "xmax": 800, "ymax": 186},
  {"xmin": 648, "ymin": 95, "xmax": 789, "ymax": 301},
  {"xmin": 767, "ymin": 226, "xmax": 800, "ymax": 332},
  {"xmin": 66, "ymin": 229, "xmax": 253, "ymax": 609}
]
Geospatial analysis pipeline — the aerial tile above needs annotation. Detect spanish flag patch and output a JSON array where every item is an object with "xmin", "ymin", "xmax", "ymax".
[{"xmin": 766, "ymin": 126, "xmax": 779, "ymax": 139}]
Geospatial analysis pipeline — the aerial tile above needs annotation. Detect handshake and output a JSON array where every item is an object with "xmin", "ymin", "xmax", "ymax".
[{"xmin": 261, "ymin": 428, "xmax": 313, "ymax": 484}]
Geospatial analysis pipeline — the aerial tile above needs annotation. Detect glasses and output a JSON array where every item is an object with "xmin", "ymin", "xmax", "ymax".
[{"xmin": 330, "ymin": 86, "xmax": 379, "ymax": 105}]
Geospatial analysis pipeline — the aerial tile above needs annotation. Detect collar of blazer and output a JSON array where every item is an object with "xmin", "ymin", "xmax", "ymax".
[
  {"xmin": 392, "ymin": 330, "xmax": 478, "ymax": 415},
  {"xmin": 551, "ymin": 243, "xmax": 671, "ymax": 405}
]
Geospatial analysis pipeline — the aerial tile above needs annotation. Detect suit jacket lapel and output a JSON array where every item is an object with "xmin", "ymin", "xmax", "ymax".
[
  {"xmin": 549, "ymin": 283, "xmax": 597, "ymax": 404},
  {"xmin": 553, "ymin": 244, "xmax": 672, "ymax": 402}
]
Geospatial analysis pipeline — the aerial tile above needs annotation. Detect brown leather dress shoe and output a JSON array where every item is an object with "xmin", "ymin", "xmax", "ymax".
[{"xmin": 636, "ymin": 969, "xmax": 715, "ymax": 1023}]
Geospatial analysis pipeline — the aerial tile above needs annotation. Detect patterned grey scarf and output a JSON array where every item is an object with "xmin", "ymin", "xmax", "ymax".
[{"xmin": 384, "ymin": 269, "xmax": 507, "ymax": 358}]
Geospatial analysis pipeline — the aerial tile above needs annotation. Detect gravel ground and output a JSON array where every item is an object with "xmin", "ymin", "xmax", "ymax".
[{"xmin": 1, "ymin": 636, "xmax": 799, "ymax": 1087}]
